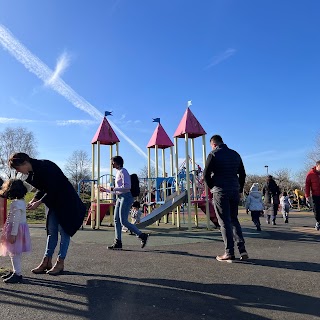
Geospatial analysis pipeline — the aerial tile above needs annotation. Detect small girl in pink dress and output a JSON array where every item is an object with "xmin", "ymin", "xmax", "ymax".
[{"xmin": 0, "ymin": 179, "xmax": 31, "ymax": 283}]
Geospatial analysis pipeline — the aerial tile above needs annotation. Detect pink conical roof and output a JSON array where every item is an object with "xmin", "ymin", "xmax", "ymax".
[
  {"xmin": 147, "ymin": 124, "xmax": 174, "ymax": 149},
  {"xmin": 91, "ymin": 117, "xmax": 120, "ymax": 145},
  {"xmin": 173, "ymin": 107, "xmax": 206, "ymax": 138}
]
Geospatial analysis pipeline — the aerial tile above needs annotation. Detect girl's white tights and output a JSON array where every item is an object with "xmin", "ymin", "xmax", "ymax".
[{"xmin": 9, "ymin": 253, "xmax": 22, "ymax": 276}]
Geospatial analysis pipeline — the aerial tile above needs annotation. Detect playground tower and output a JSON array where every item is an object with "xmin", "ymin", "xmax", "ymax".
[
  {"xmin": 91, "ymin": 112, "xmax": 119, "ymax": 229},
  {"xmin": 173, "ymin": 105, "xmax": 210, "ymax": 230},
  {"xmin": 147, "ymin": 118, "xmax": 174, "ymax": 222}
]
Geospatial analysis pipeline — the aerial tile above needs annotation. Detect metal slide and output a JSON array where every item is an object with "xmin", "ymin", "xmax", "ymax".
[{"xmin": 136, "ymin": 190, "xmax": 187, "ymax": 228}]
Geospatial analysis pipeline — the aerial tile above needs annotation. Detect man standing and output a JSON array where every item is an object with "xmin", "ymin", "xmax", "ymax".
[
  {"xmin": 305, "ymin": 160, "xmax": 320, "ymax": 230},
  {"xmin": 262, "ymin": 175, "xmax": 280, "ymax": 225},
  {"xmin": 203, "ymin": 135, "xmax": 248, "ymax": 262}
]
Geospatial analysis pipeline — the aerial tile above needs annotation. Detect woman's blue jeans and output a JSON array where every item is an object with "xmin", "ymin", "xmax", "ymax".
[
  {"xmin": 45, "ymin": 209, "xmax": 70, "ymax": 259},
  {"xmin": 114, "ymin": 192, "xmax": 141, "ymax": 241}
]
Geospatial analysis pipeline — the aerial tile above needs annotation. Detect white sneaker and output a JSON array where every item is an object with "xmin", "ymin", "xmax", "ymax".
[{"xmin": 315, "ymin": 222, "xmax": 320, "ymax": 231}]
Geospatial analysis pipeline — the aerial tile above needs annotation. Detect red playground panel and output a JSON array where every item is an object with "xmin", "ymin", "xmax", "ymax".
[
  {"xmin": 85, "ymin": 202, "xmax": 114, "ymax": 225},
  {"xmin": 0, "ymin": 197, "xmax": 7, "ymax": 228},
  {"xmin": 192, "ymin": 199, "xmax": 219, "ymax": 227}
]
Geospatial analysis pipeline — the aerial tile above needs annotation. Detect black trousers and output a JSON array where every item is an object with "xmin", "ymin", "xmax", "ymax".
[
  {"xmin": 250, "ymin": 211, "xmax": 261, "ymax": 226},
  {"xmin": 312, "ymin": 195, "xmax": 320, "ymax": 222},
  {"xmin": 212, "ymin": 189, "xmax": 246, "ymax": 256}
]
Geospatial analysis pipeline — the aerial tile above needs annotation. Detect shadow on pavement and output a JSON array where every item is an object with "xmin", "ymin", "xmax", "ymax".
[
  {"xmin": 241, "ymin": 226, "xmax": 320, "ymax": 244},
  {"xmin": 1, "ymin": 274, "xmax": 319, "ymax": 320},
  {"xmin": 243, "ymin": 258, "xmax": 320, "ymax": 273}
]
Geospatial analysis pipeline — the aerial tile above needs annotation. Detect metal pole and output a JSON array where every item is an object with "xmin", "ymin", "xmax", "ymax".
[
  {"xmin": 96, "ymin": 141, "xmax": 101, "ymax": 229},
  {"xmin": 185, "ymin": 133, "xmax": 192, "ymax": 231},
  {"xmin": 174, "ymin": 137, "xmax": 180, "ymax": 229},
  {"xmin": 202, "ymin": 135, "xmax": 210, "ymax": 229},
  {"xmin": 91, "ymin": 144, "xmax": 96, "ymax": 229}
]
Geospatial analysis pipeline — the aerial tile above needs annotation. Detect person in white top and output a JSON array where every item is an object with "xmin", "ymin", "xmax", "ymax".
[
  {"xmin": 0, "ymin": 179, "xmax": 31, "ymax": 284},
  {"xmin": 280, "ymin": 191, "xmax": 291, "ymax": 223},
  {"xmin": 245, "ymin": 183, "xmax": 264, "ymax": 231},
  {"xmin": 100, "ymin": 156, "xmax": 149, "ymax": 249}
]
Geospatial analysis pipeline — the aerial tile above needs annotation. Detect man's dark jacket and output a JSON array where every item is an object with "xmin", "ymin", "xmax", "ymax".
[
  {"xmin": 26, "ymin": 158, "xmax": 86, "ymax": 236},
  {"xmin": 203, "ymin": 144, "xmax": 246, "ymax": 193},
  {"xmin": 263, "ymin": 178, "xmax": 280, "ymax": 205}
]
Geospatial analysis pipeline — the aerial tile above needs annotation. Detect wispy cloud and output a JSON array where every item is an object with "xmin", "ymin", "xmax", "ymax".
[
  {"xmin": 243, "ymin": 148, "xmax": 309, "ymax": 163},
  {"xmin": 9, "ymin": 97, "xmax": 51, "ymax": 117},
  {"xmin": 45, "ymin": 51, "xmax": 71, "ymax": 86},
  {"xmin": 110, "ymin": 0, "xmax": 121, "ymax": 15},
  {"xmin": 113, "ymin": 113, "xmax": 142, "ymax": 128},
  {"xmin": 242, "ymin": 150, "xmax": 275, "ymax": 160},
  {"xmin": 206, "ymin": 48, "xmax": 236, "ymax": 69},
  {"xmin": 0, "ymin": 24, "xmax": 149, "ymax": 161},
  {"xmin": 56, "ymin": 119, "xmax": 97, "ymax": 126},
  {"xmin": 0, "ymin": 117, "xmax": 36, "ymax": 124},
  {"xmin": 0, "ymin": 117, "xmax": 97, "ymax": 126}
]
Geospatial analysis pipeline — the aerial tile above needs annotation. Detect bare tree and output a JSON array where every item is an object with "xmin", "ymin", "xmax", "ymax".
[
  {"xmin": 138, "ymin": 164, "xmax": 156, "ymax": 196},
  {"xmin": 292, "ymin": 133, "xmax": 320, "ymax": 191},
  {"xmin": 64, "ymin": 150, "xmax": 91, "ymax": 189},
  {"xmin": 244, "ymin": 170, "xmax": 302, "ymax": 196},
  {"xmin": 308, "ymin": 134, "xmax": 320, "ymax": 164},
  {"xmin": 272, "ymin": 168, "xmax": 299, "ymax": 192},
  {"xmin": 138, "ymin": 164, "xmax": 155, "ymax": 179},
  {"xmin": 295, "ymin": 169, "xmax": 308, "ymax": 191},
  {"xmin": 243, "ymin": 174, "xmax": 266, "ymax": 195},
  {"xmin": 0, "ymin": 127, "xmax": 38, "ymax": 179}
]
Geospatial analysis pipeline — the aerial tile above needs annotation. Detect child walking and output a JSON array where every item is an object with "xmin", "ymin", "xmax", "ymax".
[
  {"xmin": 129, "ymin": 201, "xmax": 142, "ymax": 234},
  {"xmin": 280, "ymin": 191, "xmax": 291, "ymax": 223},
  {"xmin": 122, "ymin": 201, "xmax": 143, "ymax": 234},
  {"xmin": 245, "ymin": 183, "xmax": 264, "ymax": 231},
  {"xmin": 0, "ymin": 179, "xmax": 31, "ymax": 283}
]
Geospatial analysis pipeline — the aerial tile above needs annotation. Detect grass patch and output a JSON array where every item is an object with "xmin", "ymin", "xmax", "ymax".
[
  {"xmin": 4, "ymin": 192, "xmax": 46, "ymax": 224},
  {"xmin": 25, "ymin": 193, "xmax": 46, "ymax": 223}
]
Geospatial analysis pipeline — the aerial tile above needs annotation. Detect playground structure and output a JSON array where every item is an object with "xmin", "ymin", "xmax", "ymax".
[
  {"xmin": 78, "ymin": 173, "xmax": 115, "ymax": 228},
  {"xmin": 80, "ymin": 104, "xmax": 218, "ymax": 230},
  {"xmin": 146, "ymin": 118, "xmax": 174, "ymax": 224},
  {"xmin": 88, "ymin": 112, "xmax": 120, "ymax": 229},
  {"xmin": 172, "ymin": 106, "xmax": 212, "ymax": 229},
  {"xmin": 291, "ymin": 189, "xmax": 312, "ymax": 211}
]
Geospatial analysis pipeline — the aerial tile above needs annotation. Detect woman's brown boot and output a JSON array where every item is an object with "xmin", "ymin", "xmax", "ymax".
[
  {"xmin": 31, "ymin": 256, "xmax": 52, "ymax": 274},
  {"xmin": 46, "ymin": 258, "xmax": 64, "ymax": 275}
]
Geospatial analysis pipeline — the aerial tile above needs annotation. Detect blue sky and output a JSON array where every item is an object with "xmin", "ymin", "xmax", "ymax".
[{"xmin": 0, "ymin": 0, "xmax": 319, "ymax": 178}]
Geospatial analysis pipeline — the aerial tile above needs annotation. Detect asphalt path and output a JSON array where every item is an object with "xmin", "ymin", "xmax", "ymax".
[{"xmin": 0, "ymin": 209, "xmax": 319, "ymax": 320}]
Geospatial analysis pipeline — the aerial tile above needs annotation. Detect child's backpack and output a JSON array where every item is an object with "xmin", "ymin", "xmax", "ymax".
[{"xmin": 130, "ymin": 174, "xmax": 140, "ymax": 197}]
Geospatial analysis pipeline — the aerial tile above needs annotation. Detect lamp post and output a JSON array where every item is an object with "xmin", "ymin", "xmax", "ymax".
[{"xmin": 264, "ymin": 165, "xmax": 269, "ymax": 175}]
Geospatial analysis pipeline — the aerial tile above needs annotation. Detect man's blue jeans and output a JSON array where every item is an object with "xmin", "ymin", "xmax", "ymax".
[
  {"xmin": 212, "ymin": 189, "xmax": 246, "ymax": 256},
  {"xmin": 114, "ymin": 192, "xmax": 141, "ymax": 241},
  {"xmin": 45, "ymin": 209, "xmax": 70, "ymax": 259}
]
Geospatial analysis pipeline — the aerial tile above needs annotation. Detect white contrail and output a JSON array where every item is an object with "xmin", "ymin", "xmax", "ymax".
[
  {"xmin": 45, "ymin": 51, "xmax": 71, "ymax": 86},
  {"xmin": 0, "ymin": 24, "xmax": 149, "ymax": 160}
]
